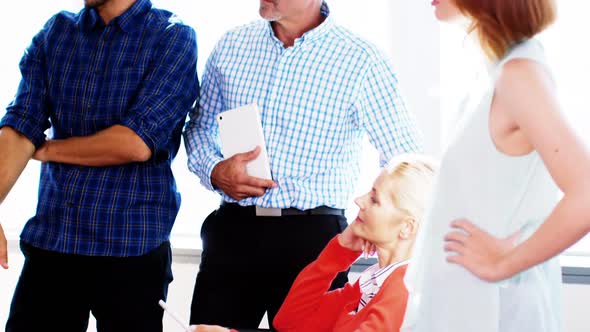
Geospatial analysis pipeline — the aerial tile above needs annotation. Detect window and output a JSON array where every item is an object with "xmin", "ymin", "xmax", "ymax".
[{"xmin": 0, "ymin": 1, "xmax": 440, "ymax": 250}]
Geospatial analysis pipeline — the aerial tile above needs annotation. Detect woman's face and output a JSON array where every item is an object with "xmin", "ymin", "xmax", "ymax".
[
  {"xmin": 350, "ymin": 173, "xmax": 409, "ymax": 246},
  {"xmin": 432, "ymin": 0, "xmax": 462, "ymax": 22}
]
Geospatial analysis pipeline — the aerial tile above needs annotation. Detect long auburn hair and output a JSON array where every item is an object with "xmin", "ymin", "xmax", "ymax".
[{"xmin": 453, "ymin": 0, "xmax": 557, "ymax": 60}]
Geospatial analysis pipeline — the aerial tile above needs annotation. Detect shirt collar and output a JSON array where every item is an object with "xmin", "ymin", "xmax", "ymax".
[
  {"xmin": 359, "ymin": 260, "xmax": 409, "ymax": 290},
  {"xmin": 78, "ymin": 6, "xmax": 102, "ymax": 32},
  {"xmin": 77, "ymin": 0, "xmax": 151, "ymax": 33},
  {"xmin": 265, "ymin": 1, "xmax": 334, "ymax": 47}
]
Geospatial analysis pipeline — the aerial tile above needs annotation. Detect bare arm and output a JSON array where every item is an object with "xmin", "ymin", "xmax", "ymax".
[
  {"xmin": 496, "ymin": 60, "xmax": 590, "ymax": 277},
  {"xmin": 446, "ymin": 59, "xmax": 590, "ymax": 281},
  {"xmin": 33, "ymin": 125, "xmax": 151, "ymax": 166},
  {"xmin": 0, "ymin": 127, "xmax": 35, "ymax": 205},
  {"xmin": 0, "ymin": 225, "xmax": 7, "ymax": 269},
  {"xmin": 0, "ymin": 126, "xmax": 36, "ymax": 268}
]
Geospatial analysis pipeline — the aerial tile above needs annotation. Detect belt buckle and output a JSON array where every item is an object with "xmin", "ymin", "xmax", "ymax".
[{"xmin": 255, "ymin": 206, "xmax": 282, "ymax": 217}]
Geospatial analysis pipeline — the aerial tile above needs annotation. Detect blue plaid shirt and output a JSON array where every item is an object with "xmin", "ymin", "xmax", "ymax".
[
  {"xmin": 184, "ymin": 2, "xmax": 423, "ymax": 210},
  {"xmin": 0, "ymin": 0, "xmax": 199, "ymax": 256}
]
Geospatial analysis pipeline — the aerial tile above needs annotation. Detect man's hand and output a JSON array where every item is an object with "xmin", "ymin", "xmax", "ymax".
[
  {"xmin": 0, "ymin": 223, "xmax": 9, "ymax": 269},
  {"xmin": 190, "ymin": 324, "xmax": 231, "ymax": 332},
  {"xmin": 211, "ymin": 146, "xmax": 277, "ymax": 200}
]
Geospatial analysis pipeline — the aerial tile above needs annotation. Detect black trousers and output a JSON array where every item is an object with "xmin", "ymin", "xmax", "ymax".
[
  {"xmin": 190, "ymin": 204, "xmax": 349, "ymax": 330},
  {"xmin": 6, "ymin": 241, "xmax": 173, "ymax": 332}
]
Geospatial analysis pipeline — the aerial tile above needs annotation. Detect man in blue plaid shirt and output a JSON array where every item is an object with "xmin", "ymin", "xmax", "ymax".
[
  {"xmin": 0, "ymin": 0, "xmax": 198, "ymax": 331},
  {"xmin": 184, "ymin": 0, "xmax": 423, "ymax": 329}
]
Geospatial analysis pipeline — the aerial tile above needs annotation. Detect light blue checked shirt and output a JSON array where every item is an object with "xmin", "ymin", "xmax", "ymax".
[{"xmin": 184, "ymin": 2, "xmax": 423, "ymax": 210}]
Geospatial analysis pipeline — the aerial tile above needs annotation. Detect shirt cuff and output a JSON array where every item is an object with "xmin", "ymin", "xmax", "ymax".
[
  {"xmin": 0, "ymin": 113, "xmax": 46, "ymax": 148},
  {"xmin": 120, "ymin": 117, "xmax": 158, "ymax": 157},
  {"xmin": 202, "ymin": 154, "xmax": 224, "ymax": 192}
]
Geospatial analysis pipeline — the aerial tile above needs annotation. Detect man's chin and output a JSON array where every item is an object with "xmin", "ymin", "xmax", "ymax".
[
  {"xmin": 259, "ymin": 8, "xmax": 281, "ymax": 21},
  {"xmin": 84, "ymin": 0, "xmax": 108, "ymax": 8}
]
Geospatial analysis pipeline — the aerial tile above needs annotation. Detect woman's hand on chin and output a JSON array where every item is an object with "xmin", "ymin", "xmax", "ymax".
[{"xmin": 338, "ymin": 225, "xmax": 376, "ymax": 257}]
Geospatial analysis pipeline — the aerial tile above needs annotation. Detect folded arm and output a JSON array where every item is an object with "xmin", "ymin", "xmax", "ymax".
[
  {"xmin": 35, "ymin": 24, "xmax": 199, "ymax": 167},
  {"xmin": 33, "ymin": 125, "xmax": 151, "ymax": 166}
]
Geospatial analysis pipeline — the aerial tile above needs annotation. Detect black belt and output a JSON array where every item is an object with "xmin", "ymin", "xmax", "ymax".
[{"xmin": 220, "ymin": 202, "xmax": 345, "ymax": 217}]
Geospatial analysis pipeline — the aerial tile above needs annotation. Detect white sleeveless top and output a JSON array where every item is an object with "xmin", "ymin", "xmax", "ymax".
[{"xmin": 402, "ymin": 39, "xmax": 563, "ymax": 332}]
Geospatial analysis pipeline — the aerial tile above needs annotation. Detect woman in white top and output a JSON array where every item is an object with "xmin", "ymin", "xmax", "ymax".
[{"xmin": 402, "ymin": 1, "xmax": 590, "ymax": 331}]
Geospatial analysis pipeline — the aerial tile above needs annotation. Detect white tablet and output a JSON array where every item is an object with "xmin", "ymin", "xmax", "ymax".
[{"xmin": 217, "ymin": 104, "xmax": 272, "ymax": 180}]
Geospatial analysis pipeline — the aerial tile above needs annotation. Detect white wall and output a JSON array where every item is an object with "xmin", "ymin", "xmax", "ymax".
[{"xmin": 387, "ymin": 1, "xmax": 441, "ymax": 155}]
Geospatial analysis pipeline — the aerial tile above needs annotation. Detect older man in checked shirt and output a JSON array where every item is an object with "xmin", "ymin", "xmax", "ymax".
[
  {"xmin": 184, "ymin": 0, "xmax": 423, "ymax": 330},
  {"xmin": 0, "ymin": 0, "xmax": 198, "ymax": 331}
]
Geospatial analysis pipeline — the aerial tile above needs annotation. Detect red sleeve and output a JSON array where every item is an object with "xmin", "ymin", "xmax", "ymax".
[
  {"xmin": 273, "ymin": 236, "xmax": 362, "ymax": 332},
  {"xmin": 351, "ymin": 266, "xmax": 409, "ymax": 332}
]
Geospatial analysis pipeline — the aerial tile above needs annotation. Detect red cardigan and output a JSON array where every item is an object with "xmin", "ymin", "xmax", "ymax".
[{"xmin": 273, "ymin": 236, "xmax": 409, "ymax": 332}]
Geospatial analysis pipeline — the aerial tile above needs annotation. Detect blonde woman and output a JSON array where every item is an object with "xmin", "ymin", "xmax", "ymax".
[
  {"xmin": 403, "ymin": 1, "xmax": 590, "ymax": 331},
  {"xmin": 272, "ymin": 154, "xmax": 437, "ymax": 332},
  {"xmin": 191, "ymin": 154, "xmax": 437, "ymax": 332}
]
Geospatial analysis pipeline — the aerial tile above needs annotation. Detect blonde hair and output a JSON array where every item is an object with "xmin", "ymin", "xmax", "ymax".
[
  {"xmin": 454, "ymin": 0, "xmax": 557, "ymax": 61},
  {"xmin": 382, "ymin": 154, "xmax": 438, "ymax": 222}
]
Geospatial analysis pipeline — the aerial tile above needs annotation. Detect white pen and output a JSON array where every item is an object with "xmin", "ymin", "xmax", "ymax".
[{"xmin": 159, "ymin": 299, "xmax": 192, "ymax": 332}]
